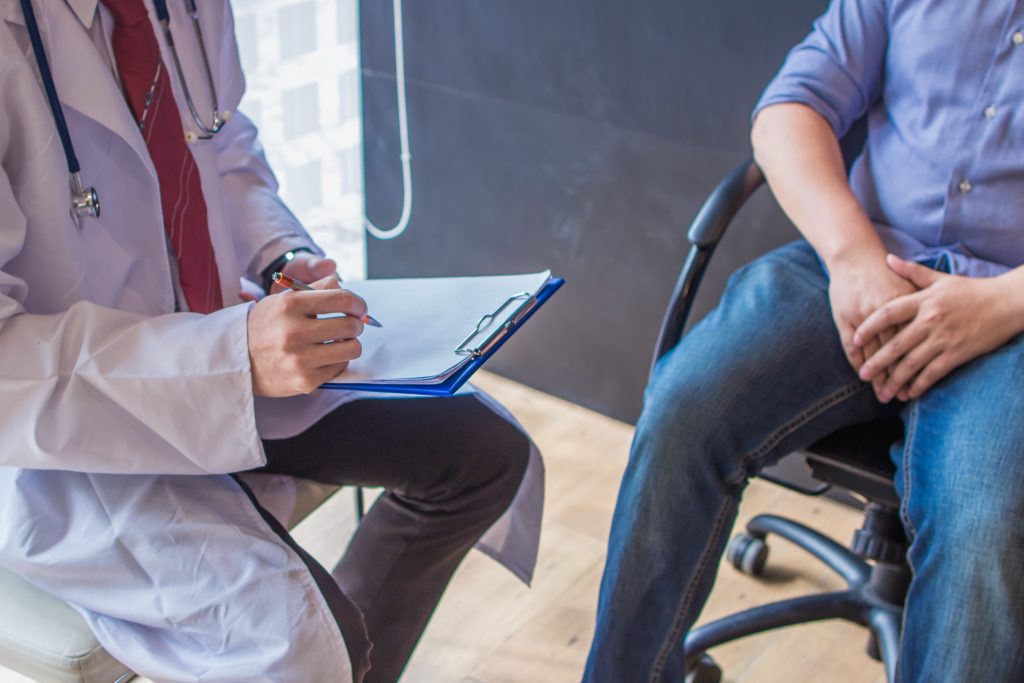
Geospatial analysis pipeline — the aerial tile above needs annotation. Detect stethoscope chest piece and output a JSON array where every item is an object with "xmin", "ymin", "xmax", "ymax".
[{"xmin": 71, "ymin": 172, "xmax": 100, "ymax": 220}]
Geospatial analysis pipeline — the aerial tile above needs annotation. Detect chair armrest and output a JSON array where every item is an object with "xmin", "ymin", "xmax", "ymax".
[
  {"xmin": 649, "ymin": 159, "xmax": 765, "ymax": 377},
  {"xmin": 688, "ymin": 159, "xmax": 765, "ymax": 247}
]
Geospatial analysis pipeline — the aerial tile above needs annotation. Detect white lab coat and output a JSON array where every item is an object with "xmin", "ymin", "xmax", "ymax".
[{"xmin": 0, "ymin": 1, "xmax": 544, "ymax": 681}]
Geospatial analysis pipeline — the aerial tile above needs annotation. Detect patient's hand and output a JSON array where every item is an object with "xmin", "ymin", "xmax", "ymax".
[
  {"xmin": 854, "ymin": 255, "xmax": 1021, "ymax": 402},
  {"xmin": 827, "ymin": 247, "xmax": 918, "ymax": 398},
  {"xmin": 247, "ymin": 276, "xmax": 367, "ymax": 397}
]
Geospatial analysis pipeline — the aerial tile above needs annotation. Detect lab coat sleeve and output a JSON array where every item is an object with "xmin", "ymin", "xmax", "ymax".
[
  {"xmin": 0, "ymin": 61, "xmax": 265, "ymax": 476},
  {"xmin": 213, "ymin": 1, "xmax": 323, "ymax": 285}
]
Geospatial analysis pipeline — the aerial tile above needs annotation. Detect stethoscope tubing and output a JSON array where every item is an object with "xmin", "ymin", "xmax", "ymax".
[
  {"xmin": 149, "ymin": 0, "xmax": 197, "ymax": 22},
  {"xmin": 152, "ymin": 0, "xmax": 223, "ymax": 138},
  {"xmin": 19, "ymin": 0, "xmax": 81, "ymax": 175},
  {"xmin": 22, "ymin": 0, "xmax": 224, "ymax": 220}
]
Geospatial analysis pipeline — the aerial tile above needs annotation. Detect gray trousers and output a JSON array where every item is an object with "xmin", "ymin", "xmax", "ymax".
[{"xmin": 248, "ymin": 394, "xmax": 530, "ymax": 683}]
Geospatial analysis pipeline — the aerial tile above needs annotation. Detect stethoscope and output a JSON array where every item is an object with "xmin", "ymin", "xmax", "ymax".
[{"xmin": 19, "ymin": 0, "xmax": 229, "ymax": 223}]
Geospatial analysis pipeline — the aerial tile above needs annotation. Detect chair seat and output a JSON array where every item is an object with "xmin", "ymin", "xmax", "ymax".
[
  {"xmin": 805, "ymin": 418, "xmax": 904, "ymax": 508},
  {"xmin": 0, "ymin": 478, "xmax": 340, "ymax": 683}
]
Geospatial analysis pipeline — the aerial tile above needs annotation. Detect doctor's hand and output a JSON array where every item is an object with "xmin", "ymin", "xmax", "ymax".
[
  {"xmin": 247, "ymin": 276, "xmax": 367, "ymax": 397},
  {"xmin": 853, "ymin": 255, "xmax": 1022, "ymax": 403}
]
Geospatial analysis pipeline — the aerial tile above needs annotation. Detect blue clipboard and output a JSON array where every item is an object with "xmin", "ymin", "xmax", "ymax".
[{"xmin": 322, "ymin": 277, "xmax": 565, "ymax": 397}]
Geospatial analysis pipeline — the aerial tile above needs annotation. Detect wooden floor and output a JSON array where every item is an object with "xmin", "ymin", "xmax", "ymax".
[{"xmin": 0, "ymin": 372, "xmax": 885, "ymax": 683}]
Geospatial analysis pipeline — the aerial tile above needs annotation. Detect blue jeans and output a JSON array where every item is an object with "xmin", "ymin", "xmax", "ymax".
[{"xmin": 583, "ymin": 241, "xmax": 1024, "ymax": 682}]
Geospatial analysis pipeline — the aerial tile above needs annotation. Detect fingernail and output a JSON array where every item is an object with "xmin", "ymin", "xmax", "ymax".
[
  {"xmin": 859, "ymin": 366, "xmax": 872, "ymax": 380},
  {"xmin": 853, "ymin": 333, "xmax": 863, "ymax": 346}
]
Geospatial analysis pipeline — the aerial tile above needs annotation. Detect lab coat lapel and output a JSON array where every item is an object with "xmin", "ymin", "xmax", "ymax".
[{"xmin": 4, "ymin": 0, "xmax": 157, "ymax": 179}]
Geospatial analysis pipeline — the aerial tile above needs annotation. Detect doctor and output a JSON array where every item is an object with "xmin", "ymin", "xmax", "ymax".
[{"xmin": 0, "ymin": 0, "xmax": 545, "ymax": 681}]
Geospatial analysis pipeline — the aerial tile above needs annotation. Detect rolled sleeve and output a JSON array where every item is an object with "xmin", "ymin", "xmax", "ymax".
[{"xmin": 753, "ymin": 0, "xmax": 890, "ymax": 138}]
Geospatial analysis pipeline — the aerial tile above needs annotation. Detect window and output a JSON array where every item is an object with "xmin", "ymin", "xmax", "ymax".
[
  {"xmin": 234, "ymin": 0, "xmax": 365, "ymax": 278},
  {"xmin": 278, "ymin": 2, "xmax": 318, "ymax": 62},
  {"xmin": 284, "ymin": 160, "xmax": 323, "ymax": 213},
  {"xmin": 282, "ymin": 83, "xmax": 320, "ymax": 140}
]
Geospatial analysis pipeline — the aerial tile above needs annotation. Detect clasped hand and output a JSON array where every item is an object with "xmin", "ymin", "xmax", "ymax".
[{"xmin": 841, "ymin": 254, "xmax": 1018, "ymax": 403}]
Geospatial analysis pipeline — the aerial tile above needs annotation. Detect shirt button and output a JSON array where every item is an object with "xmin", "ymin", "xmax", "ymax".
[
  {"xmin": 984, "ymin": 105, "xmax": 997, "ymax": 119},
  {"xmin": 1014, "ymin": 31, "xmax": 1024, "ymax": 45},
  {"xmin": 958, "ymin": 179, "xmax": 973, "ymax": 193}
]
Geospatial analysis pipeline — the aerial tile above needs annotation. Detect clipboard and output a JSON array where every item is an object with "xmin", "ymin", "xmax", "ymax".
[{"xmin": 321, "ymin": 272, "xmax": 564, "ymax": 396}]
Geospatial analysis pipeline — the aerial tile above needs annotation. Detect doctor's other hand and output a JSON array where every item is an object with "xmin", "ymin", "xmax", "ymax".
[
  {"xmin": 237, "ymin": 253, "xmax": 339, "ymax": 303},
  {"xmin": 247, "ymin": 276, "xmax": 367, "ymax": 397},
  {"xmin": 273, "ymin": 252, "xmax": 340, "ymax": 293}
]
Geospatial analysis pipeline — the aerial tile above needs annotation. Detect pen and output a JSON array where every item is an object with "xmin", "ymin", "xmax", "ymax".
[{"xmin": 271, "ymin": 272, "xmax": 383, "ymax": 328}]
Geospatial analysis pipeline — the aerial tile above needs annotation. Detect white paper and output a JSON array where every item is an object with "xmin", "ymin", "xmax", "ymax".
[{"xmin": 325, "ymin": 271, "xmax": 552, "ymax": 385}]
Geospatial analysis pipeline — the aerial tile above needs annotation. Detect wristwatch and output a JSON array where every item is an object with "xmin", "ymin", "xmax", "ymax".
[{"xmin": 260, "ymin": 248, "xmax": 313, "ymax": 294}]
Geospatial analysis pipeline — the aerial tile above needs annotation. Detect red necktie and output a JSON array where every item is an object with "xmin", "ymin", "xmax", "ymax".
[{"xmin": 101, "ymin": 0, "xmax": 223, "ymax": 313}]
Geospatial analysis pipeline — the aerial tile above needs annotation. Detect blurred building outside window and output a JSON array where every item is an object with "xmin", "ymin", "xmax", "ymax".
[{"xmin": 234, "ymin": 0, "xmax": 366, "ymax": 279}]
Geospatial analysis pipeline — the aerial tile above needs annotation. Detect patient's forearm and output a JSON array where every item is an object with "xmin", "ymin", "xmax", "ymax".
[{"xmin": 751, "ymin": 103, "xmax": 886, "ymax": 271}]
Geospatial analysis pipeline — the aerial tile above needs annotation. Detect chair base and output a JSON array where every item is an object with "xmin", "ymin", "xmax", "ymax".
[{"xmin": 684, "ymin": 513, "xmax": 908, "ymax": 683}]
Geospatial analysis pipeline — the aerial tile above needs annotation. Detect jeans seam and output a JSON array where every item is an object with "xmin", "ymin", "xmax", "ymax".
[
  {"xmin": 899, "ymin": 401, "xmax": 920, "ymax": 540},
  {"xmin": 892, "ymin": 401, "xmax": 920, "ymax": 683},
  {"xmin": 648, "ymin": 497, "xmax": 735, "ymax": 682},
  {"xmin": 648, "ymin": 379, "xmax": 870, "ymax": 680},
  {"xmin": 727, "ymin": 380, "xmax": 867, "ymax": 488}
]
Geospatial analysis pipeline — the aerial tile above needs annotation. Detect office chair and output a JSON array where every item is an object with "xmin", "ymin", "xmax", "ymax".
[{"xmin": 650, "ymin": 160, "xmax": 909, "ymax": 683}]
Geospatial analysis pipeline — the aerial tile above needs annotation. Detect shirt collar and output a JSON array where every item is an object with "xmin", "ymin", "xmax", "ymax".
[{"xmin": 64, "ymin": 0, "xmax": 98, "ymax": 30}]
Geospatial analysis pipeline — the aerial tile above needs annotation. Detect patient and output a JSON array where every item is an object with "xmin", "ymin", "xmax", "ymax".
[{"xmin": 583, "ymin": 1, "xmax": 1024, "ymax": 681}]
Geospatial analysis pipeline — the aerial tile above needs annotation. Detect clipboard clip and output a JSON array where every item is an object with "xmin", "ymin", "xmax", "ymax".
[{"xmin": 455, "ymin": 291, "xmax": 533, "ymax": 358}]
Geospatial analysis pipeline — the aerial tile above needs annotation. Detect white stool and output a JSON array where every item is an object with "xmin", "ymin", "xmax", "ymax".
[{"xmin": 0, "ymin": 479, "xmax": 341, "ymax": 683}]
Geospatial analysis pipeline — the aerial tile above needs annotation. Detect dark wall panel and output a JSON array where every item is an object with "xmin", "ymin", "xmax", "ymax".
[{"xmin": 361, "ymin": 0, "xmax": 828, "ymax": 423}]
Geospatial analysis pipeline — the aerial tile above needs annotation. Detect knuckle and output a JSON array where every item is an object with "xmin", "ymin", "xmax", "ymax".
[
  {"xmin": 343, "ymin": 318, "xmax": 363, "ymax": 339},
  {"xmin": 279, "ymin": 292, "xmax": 300, "ymax": 312},
  {"xmin": 298, "ymin": 370, "xmax": 321, "ymax": 393},
  {"xmin": 342, "ymin": 292, "xmax": 368, "ymax": 316},
  {"xmin": 332, "ymin": 339, "xmax": 359, "ymax": 362},
  {"xmin": 285, "ymin": 356, "xmax": 306, "ymax": 377},
  {"xmin": 280, "ymin": 327, "xmax": 304, "ymax": 348}
]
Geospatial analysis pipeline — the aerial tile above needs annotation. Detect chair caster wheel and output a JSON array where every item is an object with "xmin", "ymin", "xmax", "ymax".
[
  {"xmin": 726, "ymin": 531, "xmax": 768, "ymax": 576},
  {"xmin": 685, "ymin": 654, "xmax": 723, "ymax": 683}
]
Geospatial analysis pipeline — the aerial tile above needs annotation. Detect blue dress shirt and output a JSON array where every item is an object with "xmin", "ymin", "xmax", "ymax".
[{"xmin": 754, "ymin": 0, "xmax": 1024, "ymax": 277}]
